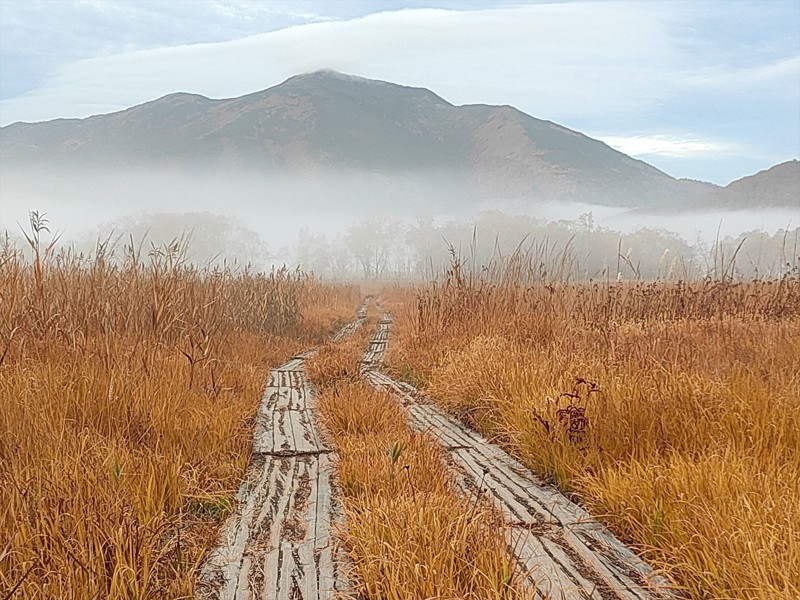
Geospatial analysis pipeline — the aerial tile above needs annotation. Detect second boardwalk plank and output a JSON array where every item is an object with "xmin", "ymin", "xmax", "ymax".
[{"xmin": 361, "ymin": 314, "xmax": 674, "ymax": 600}]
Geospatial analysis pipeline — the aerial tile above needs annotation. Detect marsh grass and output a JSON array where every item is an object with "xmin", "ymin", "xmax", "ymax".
[
  {"xmin": 0, "ymin": 232, "xmax": 358, "ymax": 598},
  {"xmin": 307, "ymin": 334, "xmax": 526, "ymax": 598},
  {"xmin": 387, "ymin": 255, "xmax": 800, "ymax": 599}
]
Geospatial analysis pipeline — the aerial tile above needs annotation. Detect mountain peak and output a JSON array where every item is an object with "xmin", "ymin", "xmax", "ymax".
[
  {"xmin": 284, "ymin": 69, "xmax": 372, "ymax": 84},
  {"xmin": 156, "ymin": 92, "xmax": 212, "ymax": 103},
  {"xmin": 6, "ymin": 71, "xmax": 789, "ymax": 210},
  {"xmin": 274, "ymin": 69, "xmax": 453, "ymax": 106},
  {"xmin": 705, "ymin": 159, "xmax": 800, "ymax": 208}
]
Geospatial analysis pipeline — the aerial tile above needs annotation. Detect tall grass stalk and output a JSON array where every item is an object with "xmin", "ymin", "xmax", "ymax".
[
  {"xmin": 0, "ymin": 235, "xmax": 358, "ymax": 598},
  {"xmin": 387, "ymin": 251, "xmax": 800, "ymax": 599}
]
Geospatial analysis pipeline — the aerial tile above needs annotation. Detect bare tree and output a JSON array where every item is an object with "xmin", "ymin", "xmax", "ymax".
[{"xmin": 346, "ymin": 217, "xmax": 395, "ymax": 278}]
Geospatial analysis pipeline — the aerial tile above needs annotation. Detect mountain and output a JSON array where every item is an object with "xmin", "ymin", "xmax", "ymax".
[
  {"xmin": 0, "ymin": 70, "xmax": 749, "ymax": 211},
  {"xmin": 699, "ymin": 160, "xmax": 799, "ymax": 209}
]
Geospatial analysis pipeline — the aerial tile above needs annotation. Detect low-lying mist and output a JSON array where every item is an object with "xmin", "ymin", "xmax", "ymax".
[{"xmin": 2, "ymin": 164, "xmax": 797, "ymax": 280}]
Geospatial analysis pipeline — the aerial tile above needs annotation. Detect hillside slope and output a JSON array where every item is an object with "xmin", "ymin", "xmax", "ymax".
[
  {"xmin": 1, "ymin": 71, "xmax": 717, "ymax": 210},
  {"xmin": 701, "ymin": 160, "xmax": 800, "ymax": 209}
]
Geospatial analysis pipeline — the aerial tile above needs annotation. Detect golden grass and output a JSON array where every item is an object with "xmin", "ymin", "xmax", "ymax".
[
  {"xmin": 307, "ymin": 333, "xmax": 526, "ymax": 598},
  {"xmin": 388, "ymin": 273, "xmax": 800, "ymax": 600},
  {"xmin": 0, "ymin": 239, "xmax": 358, "ymax": 598},
  {"xmin": 305, "ymin": 319, "xmax": 374, "ymax": 390}
]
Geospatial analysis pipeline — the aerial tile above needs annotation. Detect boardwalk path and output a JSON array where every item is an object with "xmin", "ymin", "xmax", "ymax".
[
  {"xmin": 196, "ymin": 309, "xmax": 366, "ymax": 600},
  {"xmin": 198, "ymin": 304, "xmax": 675, "ymax": 599},
  {"xmin": 361, "ymin": 314, "xmax": 676, "ymax": 600}
]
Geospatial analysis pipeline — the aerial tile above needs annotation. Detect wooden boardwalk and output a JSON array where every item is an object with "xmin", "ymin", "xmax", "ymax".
[
  {"xmin": 361, "ymin": 314, "xmax": 676, "ymax": 600},
  {"xmin": 199, "ymin": 303, "xmax": 675, "ymax": 599},
  {"xmin": 197, "ymin": 352, "xmax": 350, "ymax": 600}
]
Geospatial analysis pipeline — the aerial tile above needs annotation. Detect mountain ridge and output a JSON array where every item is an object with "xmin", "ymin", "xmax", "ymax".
[
  {"xmin": 2, "ymin": 70, "xmax": 796, "ymax": 210},
  {"xmin": 702, "ymin": 159, "xmax": 799, "ymax": 209}
]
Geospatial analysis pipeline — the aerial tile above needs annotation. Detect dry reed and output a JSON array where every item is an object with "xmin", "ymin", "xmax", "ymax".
[
  {"xmin": 0, "ymin": 232, "xmax": 358, "ymax": 599},
  {"xmin": 387, "ymin": 256, "xmax": 800, "ymax": 600},
  {"xmin": 307, "ymin": 331, "xmax": 526, "ymax": 598}
]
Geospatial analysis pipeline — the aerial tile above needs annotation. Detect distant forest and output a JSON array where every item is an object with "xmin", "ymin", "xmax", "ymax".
[
  {"xmin": 5, "ymin": 210, "xmax": 798, "ymax": 282},
  {"xmin": 298, "ymin": 212, "xmax": 798, "ymax": 281}
]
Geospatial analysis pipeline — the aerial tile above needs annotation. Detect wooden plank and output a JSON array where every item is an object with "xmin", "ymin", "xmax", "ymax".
[
  {"xmin": 254, "ymin": 410, "xmax": 326, "ymax": 457},
  {"xmin": 430, "ymin": 411, "xmax": 668, "ymax": 594},
  {"xmin": 316, "ymin": 543, "xmax": 336, "ymax": 599},
  {"xmin": 333, "ymin": 300, "xmax": 368, "ymax": 341},
  {"xmin": 198, "ymin": 457, "xmax": 278, "ymax": 598},
  {"xmin": 558, "ymin": 528, "xmax": 650, "ymax": 600},
  {"xmin": 297, "ymin": 541, "xmax": 318, "ymax": 598},
  {"xmin": 274, "ymin": 385, "xmax": 294, "ymax": 411},
  {"xmin": 260, "ymin": 456, "xmax": 310, "ymax": 597},
  {"xmin": 509, "ymin": 528, "xmax": 604, "ymax": 599},
  {"xmin": 233, "ymin": 557, "xmax": 251, "ymax": 600},
  {"xmin": 253, "ymin": 404, "xmax": 275, "ymax": 455},
  {"xmin": 314, "ymin": 454, "xmax": 349, "ymax": 597},
  {"xmin": 407, "ymin": 404, "xmax": 478, "ymax": 450},
  {"xmin": 287, "ymin": 410, "xmax": 323, "ymax": 455},
  {"xmin": 304, "ymin": 410, "xmax": 324, "ymax": 455},
  {"xmin": 271, "ymin": 410, "xmax": 288, "ymax": 454},
  {"xmin": 452, "ymin": 447, "xmax": 551, "ymax": 525},
  {"xmin": 262, "ymin": 547, "xmax": 281, "ymax": 600},
  {"xmin": 262, "ymin": 388, "xmax": 281, "ymax": 411},
  {"xmin": 198, "ymin": 330, "xmax": 356, "ymax": 599},
  {"xmin": 359, "ymin": 316, "xmax": 676, "ymax": 600},
  {"xmin": 412, "ymin": 401, "xmax": 666, "ymax": 598},
  {"xmin": 301, "ymin": 380, "xmax": 315, "ymax": 409}
]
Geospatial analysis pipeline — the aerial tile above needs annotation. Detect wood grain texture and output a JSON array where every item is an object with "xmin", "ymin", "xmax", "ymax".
[
  {"xmin": 361, "ymin": 314, "xmax": 676, "ymax": 600},
  {"xmin": 198, "ymin": 355, "xmax": 350, "ymax": 599}
]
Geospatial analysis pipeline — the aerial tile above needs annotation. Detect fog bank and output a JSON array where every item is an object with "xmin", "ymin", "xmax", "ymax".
[{"xmin": 2, "ymin": 164, "xmax": 797, "ymax": 278}]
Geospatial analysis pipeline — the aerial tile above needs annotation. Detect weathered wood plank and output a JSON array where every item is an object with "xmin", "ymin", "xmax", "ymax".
[
  {"xmin": 361, "ymin": 314, "xmax": 675, "ymax": 600},
  {"xmin": 332, "ymin": 299, "xmax": 369, "ymax": 342},
  {"xmin": 253, "ymin": 409, "xmax": 326, "ymax": 456},
  {"xmin": 198, "ymin": 339, "xmax": 352, "ymax": 599},
  {"xmin": 287, "ymin": 410, "xmax": 323, "ymax": 455},
  {"xmin": 510, "ymin": 528, "xmax": 604, "ymax": 599}
]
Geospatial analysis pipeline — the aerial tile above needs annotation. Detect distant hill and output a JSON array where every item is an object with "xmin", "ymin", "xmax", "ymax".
[
  {"xmin": 3, "ymin": 70, "xmax": 792, "ymax": 211},
  {"xmin": 699, "ymin": 160, "xmax": 799, "ymax": 209}
]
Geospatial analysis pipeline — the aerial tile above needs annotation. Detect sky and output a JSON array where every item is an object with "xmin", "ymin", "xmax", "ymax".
[{"xmin": 0, "ymin": 0, "xmax": 799, "ymax": 185}]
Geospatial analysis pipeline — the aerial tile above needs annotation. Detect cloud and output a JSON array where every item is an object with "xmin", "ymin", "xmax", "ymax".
[
  {"xmin": 682, "ymin": 56, "xmax": 800, "ymax": 91},
  {"xmin": 4, "ymin": 2, "xmax": 797, "ymax": 128},
  {"xmin": 598, "ymin": 134, "xmax": 744, "ymax": 158},
  {"xmin": 1, "ymin": 1, "xmax": 796, "ymax": 186},
  {"xmin": 1, "ymin": 3, "xmax": 685, "ymax": 125},
  {"xmin": 0, "ymin": 0, "xmax": 336, "ymax": 99}
]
